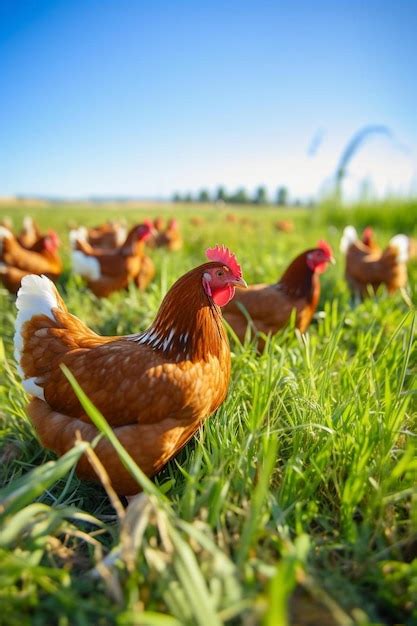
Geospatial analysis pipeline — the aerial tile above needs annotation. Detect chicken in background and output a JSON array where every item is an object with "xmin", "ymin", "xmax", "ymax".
[
  {"xmin": 14, "ymin": 245, "xmax": 246, "ymax": 494},
  {"xmin": 147, "ymin": 216, "xmax": 165, "ymax": 249},
  {"xmin": 274, "ymin": 219, "xmax": 294, "ymax": 233},
  {"xmin": 190, "ymin": 216, "xmax": 205, "ymax": 227},
  {"xmin": 147, "ymin": 218, "xmax": 183, "ymax": 251},
  {"xmin": 223, "ymin": 241, "xmax": 334, "ymax": 349},
  {"xmin": 157, "ymin": 218, "xmax": 183, "ymax": 251},
  {"xmin": 340, "ymin": 226, "xmax": 409, "ymax": 299},
  {"xmin": 134, "ymin": 252, "xmax": 156, "ymax": 290},
  {"xmin": 17, "ymin": 216, "xmax": 43, "ymax": 249},
  {"xmin": 70, "ymin": 221, "xmax": 155, "ymax": 297},
  {"xmin": 0, "ymin": 227, "xmax": 62, "ymax": 294},
  {"xmin": 153, "ymin": 216, "xmax": 165, "ymax": 232},
  {"xmin": 361, "ymin": 226, "xmax": 380, "ymax": 252},
  {"xmin": 85, "ymin": 220, "xmax": 128, "ymax": 249}
]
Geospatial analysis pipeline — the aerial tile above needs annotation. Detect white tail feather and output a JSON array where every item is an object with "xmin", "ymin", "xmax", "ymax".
[
  {"xmin": 69, "ymin": 226, "xmax": 88, "ymax": 249},
  {"xmin": 389, "ymin": 234, "xmax": 409, "ymax": 263},
  {"xmin": 14, "ymin": 274, "xmax": 59, "ymax": 400},
  {"xmin": 340, "ymin": 226, "xmax": 358, "ymax": 253},
  {"xmin": 72, "ymin": 250, "xmax": 101, "ymax": 280}
]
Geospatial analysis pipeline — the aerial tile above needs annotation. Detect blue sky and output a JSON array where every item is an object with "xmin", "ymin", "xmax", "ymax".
[{"xmin": 1, "ymin": 0, "xmax": 416, "ymax": 199}]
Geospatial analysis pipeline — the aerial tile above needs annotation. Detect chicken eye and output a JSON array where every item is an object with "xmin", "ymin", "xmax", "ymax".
[{"xmin": 216, "ymin": 270, "xmax": 224, "ymax": 277}]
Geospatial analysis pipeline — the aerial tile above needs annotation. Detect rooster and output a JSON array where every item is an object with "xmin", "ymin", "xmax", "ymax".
[
  {"xmin": 14, "ymin": 245, "xmax": 246, "ymax": 494},
  {"xmin": 223, "ymin": 241, "xmax": 334, "ymax": 348},
  {"xmin": 340, "ymin": 226, "xmax": 409, "ymax": 299},
  {"xmin": 71, "ymin": 221, "xmax": 155, "ymax": 297},
  {"xmin": 0, "ymin": 227, "xmax": 62, "ymax": 294}
]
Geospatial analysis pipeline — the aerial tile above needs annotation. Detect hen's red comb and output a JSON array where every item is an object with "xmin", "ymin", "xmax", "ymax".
[
  {"xmin": 363, "ymin": 226, "xmax": 373, "ymax": 239},
  {"xmin": 317, "ymin": 240, "xmax": 333, "ymax": 258},
  {"xmin": 206, "ymin": 244, "xmax": 242, "ymax": 278}
]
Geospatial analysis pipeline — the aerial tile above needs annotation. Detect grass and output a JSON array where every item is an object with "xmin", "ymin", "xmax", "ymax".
[{"xmin": 0, "ymin": 200, "xmax": 416, "ymax": 625}]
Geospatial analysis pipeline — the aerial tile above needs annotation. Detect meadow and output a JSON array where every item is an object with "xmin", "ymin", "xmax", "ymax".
[{"xmin": 0, "ymin": 200, "xmax": 416, "ymax": 626}]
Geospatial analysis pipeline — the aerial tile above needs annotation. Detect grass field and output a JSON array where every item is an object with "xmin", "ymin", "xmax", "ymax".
[{"xmin": 1, "ymin": 201, "xmax": 416, "ymax": 625}]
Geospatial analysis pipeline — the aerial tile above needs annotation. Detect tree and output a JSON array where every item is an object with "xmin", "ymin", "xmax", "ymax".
[
  {"xmin": 276, "ymin": 186, "xmax": 288, "ymax": 206},
  {"xmin": 172, "ymin": 192, "xmax": 181, "ymax": 202},
  {"xmin": 230, "ymin": 188, "xmax": 248, "ymax": 204},
  {"xmin": 184, "ymin": 192, "xmax": 193, "ymax": 203},
  {"xmin": 215, "ymin": 186, "xmax": 227, "ymax": 202},
  {"xmin": 198, "ymin": 189, "xmax": 210, "ymax": 203},
  {"xmin": 254, "ymin": 186, "xmax": 268, "ymax": 205}
]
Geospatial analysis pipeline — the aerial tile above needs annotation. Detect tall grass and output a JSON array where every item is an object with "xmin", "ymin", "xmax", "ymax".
[
  {"xmin": 312, "ymin": 197, "xmax": 417, "ymax": 233},
  {"xmin": 0, "ymin": 201, "xmax": 416, "ymax": 625}
]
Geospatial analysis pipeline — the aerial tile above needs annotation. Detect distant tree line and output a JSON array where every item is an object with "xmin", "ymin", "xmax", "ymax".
[{"xmin": 172, "ymin": 186, "xmax": 295, "ymax": 206}]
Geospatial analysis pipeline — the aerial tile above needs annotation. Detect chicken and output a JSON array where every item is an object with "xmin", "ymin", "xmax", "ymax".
[
  {"xmin": 85, "ymin": 221, "xmax": 128, "ymax": 249},
  {"xmin": 71, "ymin": 221, "xmax": 155, "ymax": 297},
  {"xmin": 361, "ymin": 226, "xmax": 380, "ymax": 252},
  {"xmin": 156, "ymin": 218, "xmax": 183, "ymax": 251},
  {"xmin": 146, "ymin": 217, "xmax": 164, "ymax": 249},
  {"xmin": 0, "ymin": 227, "xmax": 62, "ymax": 294},
  {"xmin": 25, "ymin": 231, "xmax": 60, "ymax": 254},
  {"xmin": 222, "ymin": 241, "xmax": 334, "ymax": 348},
  {"xmin": 153, "ymin": 216, "xmax": 165, "ymax": 233},
  {"xmin": 340, "ymin": 226, "xmax": 409, "ymax": 299},
  {"xmin": 148, "ymin": 218, "xmax": 183, "ymax": 251},
  {"xmin": 274, "ymin": 220, "xmax": 294, "ymax": 233},
  {"xmin": 134, "ymin": 254, "xmax": 156, "ymax": 290},
  {"xmin": 17, "ymin": 216, "xmax": 43, "ymax": 249},
  {"xmin": 14, "ymin": 245, "xmax": 246, "ymax": 494},
  {"xmin": 190, "ymin": 216, "xmax": 205, "ymax": 227}
]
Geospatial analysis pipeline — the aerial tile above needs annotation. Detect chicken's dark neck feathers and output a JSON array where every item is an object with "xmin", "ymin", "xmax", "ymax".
[
  {"xmin": 277, "ymin": 251, "xmax": 318, "ymax": 300},
  {"xmin": 132, "ymin": 262, "xmax": 229, "ymax": 363}
]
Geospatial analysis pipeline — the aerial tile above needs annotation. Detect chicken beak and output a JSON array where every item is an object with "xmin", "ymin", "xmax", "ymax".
[{"xmin": 232, "ymin": 277, "xmax": 248, "ymax": 288}]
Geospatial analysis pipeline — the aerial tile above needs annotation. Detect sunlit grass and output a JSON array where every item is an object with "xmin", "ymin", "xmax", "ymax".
[{"xmin": 0, "ymin": 201, "xmax": 416, "ymax": 625}]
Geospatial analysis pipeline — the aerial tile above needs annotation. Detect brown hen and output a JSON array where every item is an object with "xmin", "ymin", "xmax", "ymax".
[
  {"xmin": 71, "ymin": 221, "xmax": 155, "ymax": 297},
  {"xmin": 0, "ymin": 227, "xmax": 62, "ymax": 294},
  {"xmin": 14, "ymin": 245, "xmax": 246, "ymax": 494},
  {"xmin": 340, "ymin": 226, "xmax": 409, "ymax": 299},
  {"xmin": 86, "ymin": 221, "xmax": 128, "ymax": 249},
  {"xmin": 223, "ymin": 242, "xmax": 334, "ymax": 349}
]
